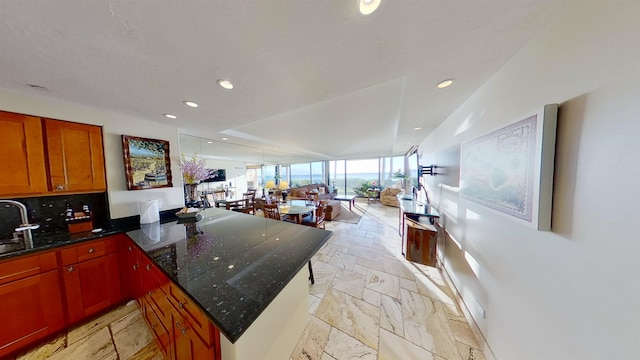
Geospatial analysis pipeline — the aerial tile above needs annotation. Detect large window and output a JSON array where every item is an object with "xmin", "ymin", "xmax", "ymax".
[
  {"xmin": 278, "ymin": 165, "xmax": 289, "ymax": 184},
  {"xmin": 311, "ymin": 162, "xmax": 324, "ymax": 184},
  {"xmin": 346, "ymin": 158, "xmax": 379, "ymax": 196},
  {"xmin": 290, "ymin": 163, "xmax": 310, "ymax": 187},
  {"xmin": 262, "ymin": 165, "xmax": 276, "ymax": 185},
  {"xmin": 381, "ymin": 156, "xmax": 405, "ymax": 188},
  {"xmin": 329, "ymin": 160, "xmax": 345, "ymax": 195}
]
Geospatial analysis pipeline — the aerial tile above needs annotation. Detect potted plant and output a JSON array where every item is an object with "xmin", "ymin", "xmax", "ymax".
[
  {"xmin": 392, "ymin": 169, "xmax": 408, "ymax": 189},
  {"xmin": 179, "ymin": 155, "xmax": 211, "ymax": 204}
]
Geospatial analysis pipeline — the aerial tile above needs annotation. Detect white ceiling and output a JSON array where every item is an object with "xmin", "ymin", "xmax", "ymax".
[{"xmin": 0, "ymin": 0, "xmax": 568, "ymax": 161}]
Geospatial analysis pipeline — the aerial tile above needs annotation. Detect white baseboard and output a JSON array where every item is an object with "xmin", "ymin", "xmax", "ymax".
[{"xmin": 438, "ymin": 259, "xmax": 498, "ymax": 360}]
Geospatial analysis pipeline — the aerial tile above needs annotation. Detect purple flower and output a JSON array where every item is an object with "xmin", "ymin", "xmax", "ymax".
[{"xmin": 179, "ymin": 155, "xmax": 211, "ymax": 184}]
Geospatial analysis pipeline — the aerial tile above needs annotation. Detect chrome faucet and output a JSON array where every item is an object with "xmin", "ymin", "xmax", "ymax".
[{"xmin": 0, "ymin": 200, "xmax": 39, "ymax": 249}]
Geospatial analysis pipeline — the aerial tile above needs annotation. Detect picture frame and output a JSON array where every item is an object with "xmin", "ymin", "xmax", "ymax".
[
  {"xmin": 122, "ymin": 135, "xmax": 173, "ymax": 190},
  {"xmin": 459, "ymin": 104, "xmax": 558, "ymax": 231}
]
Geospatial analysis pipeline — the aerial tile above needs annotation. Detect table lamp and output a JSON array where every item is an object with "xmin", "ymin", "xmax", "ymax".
[
  {"xmin": 265, "ymin": 180, "xmax": 276, "ymax": 195},
  {"xmin": 278, "ymin": 181, "xmax": 290, "ymax": 201}
]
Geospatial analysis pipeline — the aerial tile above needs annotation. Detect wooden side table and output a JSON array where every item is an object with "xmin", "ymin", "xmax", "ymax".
[{"xmin": 404, "ymin": 216, "xmax": 438, "ymax": 267}]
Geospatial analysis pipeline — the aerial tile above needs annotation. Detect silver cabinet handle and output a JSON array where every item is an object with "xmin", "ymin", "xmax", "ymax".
[
  {"xmin": 128, "ymin": 246, "xmax": 133, "ymax": 252},
  {"xmin": 132, "ymin": 264, "xmax": 138, "ymax": 270},
  {"xmin": 178, "ymin": 301, "xmax": 184, "ymax": 309},
  {"xmin": 67, "ymin": 266, "xmax": 75, "ymax": 272},
  {"xmin": 146, "ymin": 264, "xmax": 151, "ymax": 271},
  {"xmin": 175, "ymin": 321, "xmax": 186, "ymax": 335},
  {"xmin": 55, "ymin": 184, "xmax": 65, "ymax": 190},
  {"xmin": 88, "ymin": 248, "xmax": 95, "ymax": 254}
]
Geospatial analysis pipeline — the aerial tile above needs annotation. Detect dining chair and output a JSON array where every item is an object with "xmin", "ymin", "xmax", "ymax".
[
  {"xmin": 263, "ymin": 203, "xmax": 315, "ymax": 284},
  {"xmin": 212, "ymin": 189, "xmax": 227, "ymax": 207},
  {"xmin": 301, "ymin": 202, "xmax": 327, "ymax": 229},
  {"xmin": 264, "ymin": 195, "xmax": 277, "ymax": 205},
  {"xmin": 304, "ymin": 192, "xmax": 319, "ymax": 206},
  {"xmin": 262, "ymin": 203, "xmax": 282, "ymax": 220},
  {"xmin": 225, "ymin": 199, "xmax": 252, "ymax": 214},
  {"xmin": 242, "ymin": 192, "xmax": 256, "ymax": 215}
]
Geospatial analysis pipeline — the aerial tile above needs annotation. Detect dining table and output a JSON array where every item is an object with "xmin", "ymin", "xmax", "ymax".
[{"xmin": 279, "ymin": 200, "xmax": 315, "ymax": 224}]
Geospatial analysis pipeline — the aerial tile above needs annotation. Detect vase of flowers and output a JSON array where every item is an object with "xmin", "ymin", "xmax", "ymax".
[{"xmin": 179, "ymin": 155, "xmax": 210, "ymax": 203}]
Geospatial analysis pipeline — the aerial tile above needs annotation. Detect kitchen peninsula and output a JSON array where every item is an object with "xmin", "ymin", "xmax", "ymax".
[
  {"xmin": 126, "ymin": 207, "xmax": 331, "ymax": 359},
  {"xmin": 0, "ymin": 206, "xmax": 330, "ymax": 359}
]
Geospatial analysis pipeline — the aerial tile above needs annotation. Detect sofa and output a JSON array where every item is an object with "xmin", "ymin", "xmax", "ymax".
[
  {"xmin": 287, "ymin": 183, "xmax": 336, "ymax": 201},
  {"xmin": 287, "ymin": 184, "xmax": 340, "ymax": 220},
  {"xmin": 380, "ymin": 187, "xmax": 404, "ymax": 207}
]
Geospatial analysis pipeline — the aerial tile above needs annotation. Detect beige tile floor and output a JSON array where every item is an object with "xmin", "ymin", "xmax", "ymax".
[
  {"xmin": 14, "ymin": 300, "xmax": 163, "ymax": 360},
  {"xmin": 290, "ymin": 200, "xmax": 486, "ymax": 360},
  {"xmin": 16, "ymin": 200, "xmax": 485, "ymax": 360}
]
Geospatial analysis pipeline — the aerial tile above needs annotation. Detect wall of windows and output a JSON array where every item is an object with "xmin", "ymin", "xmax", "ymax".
[
  {"xmin": 267, "ymin": 156, "xmax": 411, "ymax": 195},
  {"xmin": 288, "ymin": 162, "xmax": 325, "ymax": 187},
  {"xmin": 329, "ymin": 156, "xmax": 408, "ymax": 196}
]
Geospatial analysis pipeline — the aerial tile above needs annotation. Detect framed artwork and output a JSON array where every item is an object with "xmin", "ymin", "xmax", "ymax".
[
  {"xmin": 460, "ymin": 104, "xmax": 558, "ymax": 231},
  {"xmin": 122, "ymin": 135, "xmax": 173, "ymax": 190}
]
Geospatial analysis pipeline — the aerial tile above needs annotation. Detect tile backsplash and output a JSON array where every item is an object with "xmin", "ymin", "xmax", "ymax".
[{"xmin": 0, "ymin": 192, "xmax": 109, "ymax": 241}]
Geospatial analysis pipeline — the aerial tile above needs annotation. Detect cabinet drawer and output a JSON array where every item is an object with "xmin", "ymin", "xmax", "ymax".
[
  {"xmin": 144, "ymin": 299, "xmax": 172, "ymax": 358},
  {"xmin": 60, "ymin": 237, "xmax": 117, "ymax": 265},
  {"xmin": 166, "ymin": 283, "xmax": 213, "ymax": 346},
  {"xmin": 145, "ymin": 285, "xmax": 173, "ymax": 325},
  {"xmin": 0, "ymin": 251, "xmax": 57, "ymax": 285}
]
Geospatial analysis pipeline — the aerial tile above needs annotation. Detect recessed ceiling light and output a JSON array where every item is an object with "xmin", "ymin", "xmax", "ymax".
[
  {"xmin": 164, "ymin": 114, "xmax": 177, "ymax": 119},
  {"xmin": 414, "ymin": 127, "xmax": 422, "ymax": 130},
  {"xmin": 207, "ymin": 141, "xmax": 213, "ymax": 144},
  {"xmin": 221, "ymin": 137, "xmax": 229, "ymax": 141},
  {"xmin": 359, "ymin": 0, "xmax": 381, "ymax": 15},
  {"xmin": 183, "ymin": 101, "xmax": 199, "ymax": 108},
  {"xmin": 217, "ymin": 79, "xmax": 234, "ymax": 90},
  {"xmin": 436, "ymin": 79, "xmax": 454, "ymax": 89}
]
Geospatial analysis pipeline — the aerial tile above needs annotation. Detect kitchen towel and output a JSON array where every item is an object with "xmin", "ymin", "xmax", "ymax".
[{"xmin": 139, "ymin": 200, "xmax": 160, "ymax": 224}]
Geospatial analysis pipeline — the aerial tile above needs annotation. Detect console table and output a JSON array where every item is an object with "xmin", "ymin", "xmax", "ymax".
[{"xmin": 397, "ymin": 195, "xmax": 440, "ymax": 261}]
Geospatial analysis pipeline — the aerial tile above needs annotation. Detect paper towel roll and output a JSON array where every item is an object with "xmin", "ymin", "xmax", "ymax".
[
  {"xmin": 140, "ymin": 221, "xmax": 161, "ymax": 243},
  {"xmin": 139, "ymin": 200, "xmax": 160, "ymax": 224}
]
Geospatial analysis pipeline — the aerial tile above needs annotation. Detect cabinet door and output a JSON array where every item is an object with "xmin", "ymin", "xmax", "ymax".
[
  {"xmin": 43, "ymin": 118, "xmax": 106, "ymax": 192},
  {"xmin": 0, "ymin": 111, "xmax": 48, "ymax": 196},
  {"xmin": 119, "ymin": 240, "xmax": 143, "ymax": 299},
  {"xmin": 63, "ymin": 253, "xmax": 123, "ymax": 324},
  {"xmin": 171, "ymin": 312, "xmax": 217, "ymax": 360},
  {"xmin": 0, "ymin": 270, "xmax": 64, "ymax": 357}
]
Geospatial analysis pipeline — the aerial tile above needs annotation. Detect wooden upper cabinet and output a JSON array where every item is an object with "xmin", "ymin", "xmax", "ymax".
[
  {"xmin": 43, "ymin": 118, "xmax": 106, "ymax": 192},
  {"xmin": 0, "ymin": 111, "xmax": 48, "ymax": 196}
]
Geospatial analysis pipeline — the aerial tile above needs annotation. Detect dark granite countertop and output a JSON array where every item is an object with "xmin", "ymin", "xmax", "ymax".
[
  {"xmin": 0, "ymin": 227, "xmax": 128, "ymax": 261},
  {"xmin": 0, "ymin": 207, "xmax": 180, "ymax": 261},
  {"xmin": 125, "ymin": 207, "xmax": 331, "ymax": 343}
]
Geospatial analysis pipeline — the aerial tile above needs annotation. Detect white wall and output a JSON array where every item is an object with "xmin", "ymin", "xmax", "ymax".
[
  {"xmin": 419, "ymin": 2, "xmax": 640, "ymax": 359},
  {"xmin": 0, "ymin": 89, "xmax": 185, "ymax": 218}
]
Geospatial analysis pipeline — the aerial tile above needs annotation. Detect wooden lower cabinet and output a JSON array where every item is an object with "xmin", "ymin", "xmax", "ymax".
[
  {"xmin": 0, "ymin": 252, "xmax": 64, "ymax": 358},
  {"xmin": 172, "ymin": 310, "xmax": 218, "ymax": 360},
  {"xmin": 62, "ymin": 252, "xmax": 122, "ymax": 324},
  {"xmin": 60, "ymin": 237, "xmax": 123, "ymax": 324},
  {"xmin": 120, "ymin": 238, "xmax": 221, "ymax": 360}
]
